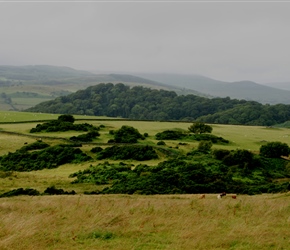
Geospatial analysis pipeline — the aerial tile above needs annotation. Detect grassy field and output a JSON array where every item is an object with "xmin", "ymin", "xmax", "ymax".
[
  {"xmin": 1, "ymin": 193, "xmax": 290, "ymax": 250},
  {"xmin": 0, "ymin": 111, "xmax": 290, "ymax": 249}
]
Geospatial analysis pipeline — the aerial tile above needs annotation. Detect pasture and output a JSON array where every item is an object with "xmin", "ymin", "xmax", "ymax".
[
  {"xmin": 0, "ymin": 111, "xmax": 290, "ymax": 249},
  {"xmin": 1, "ymin": 193, "xmax": 290, "ymax": 249}
]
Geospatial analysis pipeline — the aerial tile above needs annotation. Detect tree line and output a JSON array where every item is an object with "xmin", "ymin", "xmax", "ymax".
[{"xmin": 26, "ymin": 83, "xmax": 290, "ymax": 126}]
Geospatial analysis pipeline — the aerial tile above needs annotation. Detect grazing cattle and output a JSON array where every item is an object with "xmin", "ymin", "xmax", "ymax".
[
  {"xmin": 232, "ymin": 194, "xmax": 237, "ymax": 199},
  {"xmin": 217, "ymin": 192, "xmax": 226, "ymax": 199},
  {"xmin": 199, "ymin": 194, "xmax": 205, "ymax": 199},
  {"xmin": 24, "ymin": 142, "xmax": 28, "ymax": 145},
  {"xmin": 36, "ymin": 138, "xmax": 42, "ymax": 142}
]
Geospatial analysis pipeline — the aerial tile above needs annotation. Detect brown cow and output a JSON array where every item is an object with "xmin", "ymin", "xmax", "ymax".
[{"xmin": 198, "ymin": 194, "xmax": 205, "ymax": 199}]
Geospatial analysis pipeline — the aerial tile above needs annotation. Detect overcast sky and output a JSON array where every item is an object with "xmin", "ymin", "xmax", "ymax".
[{"xmin": 1, "ymin": 1, "xmax": 290, "ymax": 83}]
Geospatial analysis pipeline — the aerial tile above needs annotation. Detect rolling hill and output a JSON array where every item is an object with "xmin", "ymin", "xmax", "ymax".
[
  {"xmin": 136, "ymin": 73, "xmax": 290, "ymax": 104},
  {"xmin": 2, "ymin": 65, "xmax": 290, "ymax": 112}
]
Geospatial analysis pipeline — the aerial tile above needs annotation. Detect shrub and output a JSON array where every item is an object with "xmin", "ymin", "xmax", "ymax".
[
  {"xmin": 97, "ymin": 145, "xmax": 158, "ymax": 161},
  {"xmin": 91, "ymin": 147, "xmax": 103, "ymax": 153},
  {"xmin": 43, "ymin": 186, "xmax": 76, "ymax": 195},
  {"xmin": 188, "ymin": 122, "xmax": 212, "ymax": 134},
  {"xmin": 0, "ymin": 145, "xmax": 91, "ymax": 171},
  {"xmin": 197, "ymin": 141, "xmax": 212, "ymax": 153},
  {"xmin": 157, "ymin": 141, "xmax": 166, "ymax": 145},
  {"xmin": 190, "ymin": 134, "xmax": 229, "ymax": 144},
  {"xmin": 114, "ymin": 126, "xmax": 143, "ymax": 143},
  {"xmin": 260, "ymin": 141, "xmax": 290, "ymax": 158},
  {"xmin": 212, "ymin": 149, "xmax": 231, "ymax": 160},
  {"xmin": 0, "ymin": 188, "xmax": 40, "ymax": 197},
  {"xmin": 155, "ymin": 130, "xmax": 185, "ymax": 140}
]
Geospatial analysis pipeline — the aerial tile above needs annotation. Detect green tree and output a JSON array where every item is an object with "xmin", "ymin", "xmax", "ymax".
[
  {"xmin": 188, "ymin": 122, "xmax": 212, "ymax": 134},
  {"xmin": 114, "ymin": 125, "xmax": 143, "ymax": 143},
  {"xmin": 260, "ymin": 141, "xmax": 290, "ymax": 158},
  {"xmin": 197, "ymin": 141, "xmax": 212, "ymax": 153},
  {"xmin": 57, "ymin": 114, "xmax": 75, "ymax": 123}
]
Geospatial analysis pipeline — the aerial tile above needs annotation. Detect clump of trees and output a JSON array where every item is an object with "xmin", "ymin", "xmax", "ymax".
[
  {"xmin": 188, "ymin": 122, "xmax": 213, "ymax": 134},
  {"xmin": 155, "ymin": 130, "xmax": 185, "ymax": 140},
  {"xmin": 68, "ymin": 146, "xmax": 290, "ymax": 195},
  {"xmin": 260, "ymin": 141, "xmax": 290, "ymax": 158},
  {"xmin": 70, "ymin": 130, "xmax": 100, "ymax": 142},
  {"xmin": 30, "ymin": 114, "xmax": 100, "ymax": 133},
  {"xmin": 70, "ymin": 162, "xmax": 133, "ymax": 185},
  {"xmin": 0, "ymin": 143, "xmax": 91, "ymax": 171},
  {"xmin": 96, "ymin": 145, "xmax": 158, "ymax": 161},
  {"xmin": 111, "ymin": 125, "xmax": 144, "ymax": 143},
  {"xmin": 26, "ymin": 83, "xmax": 290, "ymax": 126},
  {"xmin": 155, "ymin": 126, "xmax": 228, "ymax": 144}
]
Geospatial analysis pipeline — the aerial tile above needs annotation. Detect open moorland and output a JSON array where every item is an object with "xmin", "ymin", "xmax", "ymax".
[{"xmin": 0, "ymin": 111, "xmax": 290, "ymax": 249}]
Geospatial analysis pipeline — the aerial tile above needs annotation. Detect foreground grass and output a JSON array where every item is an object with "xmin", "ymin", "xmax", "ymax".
[{"xmin": 0, "ymin": 194, "xmax": 289, "ymax": 250}]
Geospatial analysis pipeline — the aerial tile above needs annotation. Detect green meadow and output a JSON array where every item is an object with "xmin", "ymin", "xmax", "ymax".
[{"xmin": 0, "ymin": 111, "xmax": 290, "ymax": 249}]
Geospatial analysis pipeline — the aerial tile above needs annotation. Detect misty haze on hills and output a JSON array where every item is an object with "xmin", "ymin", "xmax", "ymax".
[{"xmin": 0, "ymin": 1, "xmax": 290, "ymax": 87}]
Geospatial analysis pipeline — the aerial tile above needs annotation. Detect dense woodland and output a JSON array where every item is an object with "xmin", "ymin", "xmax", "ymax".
[{"xmin": 26, "ymin": 83, "xmax": 290, "ymax": 126}]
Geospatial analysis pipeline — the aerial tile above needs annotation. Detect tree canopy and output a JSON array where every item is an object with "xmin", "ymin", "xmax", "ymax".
[
  {"xmin": 188, "ymin": 122, "xmax": 213, "ymax": 134},
  {"xmin": 26, "ymin": 83, "xmax": 290, "ymax": 126},
  {"xmin": 260, "ymin": 141, "xmax": 290, "ymax": 158}
]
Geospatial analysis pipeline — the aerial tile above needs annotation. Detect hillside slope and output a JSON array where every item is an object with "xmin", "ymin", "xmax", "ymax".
[
  {"xmin": 0, "ymin": 65, "xmax": 205, "ymax": 111},
  {"xmin": 136, "ymin": 73, "xmax": 290, "ymax": 104}
]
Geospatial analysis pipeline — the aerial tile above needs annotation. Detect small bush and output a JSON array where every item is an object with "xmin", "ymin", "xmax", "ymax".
[
  {"xmin": 0, "ymin": 188, "xmax": 40, "ymax": 198},
  {"xmin": 155, "ymin": 130, "xmax": 185, "ymax": 140},
  {"xmin": 43, "ymin": 186, "xmax": 76, "ymax": 195},
  {"xmin": 91, "ymin": 147, "xmax": 103, "ymax": 153}
]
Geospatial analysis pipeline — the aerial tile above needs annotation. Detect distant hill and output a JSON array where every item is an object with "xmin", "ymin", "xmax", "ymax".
[
  {"xmin": 0, "ymin": 65, "xmax": 207, "ymax": 111},
  {"xmin": 0, "ymin": 65, "xmax": 94, "ymax": 81},
  {"xmin": 261, "ymin": 81, "xmax": 290, "ymax": 91},
  {"xmin": 2, "ymin": 65, "xmax": 290, "ymax": 111},
  {"xmin": 26, "ymin": 83, "xmax": 290, "ymax": 126},
  {"xmin": 136, "ymin": 73, "xmax": 290, "ymax": 104}
]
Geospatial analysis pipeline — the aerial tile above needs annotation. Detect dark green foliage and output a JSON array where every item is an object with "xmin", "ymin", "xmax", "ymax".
[
  {"xmin": 43, "ymin": 186, "xmax": 76, "ymax": 195},
  {"xmin": 70, "ymin": 130, "xmax": 100, "ymax": 142},
  {"xmin": 26, "ymin": 83, "xmax": 290, "ymax": 125},
  {"xmin": 0, "ymin": 188, "xmax": 40, "ymax": 197},
  {"xmin": 157, "ymin": 141, "xmax": 166, "ymax": 145},
  {"xmin": 155, "ymin": 130, "xmax": 228, "ymax": 144},
  {"xmin": 101, "ymin": 159, "xmax": 232, "ymax": 195},
  {"xmin": 197, "ymin": 141, "xmax": 213, "ymax": 153},
  {"xmin": 212, "ymin": 149, "xmax": 231, "ymax": 160},
  {"xmin": 260, "ymin": 141, "xmax": 290, "ymax": 158},
  {"xmin": 190, "ymin": 134, "xmax": 229, "ymax": 144},
  {"xmin": 19, "ymin": 141, "xmax": 50, "ymax": 151},
  {"xmin": 220, "ymin": 149, "xmax": 259, "ymax": 176},
  {"xmin": 68, "ymin": 148, "xmax": 290, "ymax": 195},
  {"xmin": 57, "ymin": 114, "xmax": 75, "ymax": 123},
  {"xmin": 155, "ymin": 130, "xmax": 185, "ymax": 140},
  {"xmin": 188, "ymin": 122, "xmax": 213, "ymax": 134},
  {"xmin": 90, "ymin": 146, "xmax": 103, "ymax": 153},
  {"xmin": 70, "ymin": 162, "xmax": 133, "ymax": 184},
  {"xmin": 30, "ymin": 115, "xmax": 99, "ymax": 133},
  {"xmin": 97, "ymin": 145, "xmax": 158, "ymax": 161},
  {"xmin": 0, "ymin": 145, "xmax": 91, "ymax": 171},
  {"xmin": 114, "ymin": 125, "xmax": 143, "ymax": 143}
]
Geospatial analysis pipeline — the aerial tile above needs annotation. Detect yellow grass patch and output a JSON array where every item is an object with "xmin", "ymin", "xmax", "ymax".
[{"xmin": 0, "ymin": 194, "xmax": 289, "ymax": 249}]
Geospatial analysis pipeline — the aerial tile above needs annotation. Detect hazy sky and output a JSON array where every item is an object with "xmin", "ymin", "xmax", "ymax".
[{"xmin": 1, "ymin": 1, "xmax": 290, "ymax": 83}]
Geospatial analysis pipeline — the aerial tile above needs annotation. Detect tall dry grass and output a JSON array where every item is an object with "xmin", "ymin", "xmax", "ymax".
[{"xmin": 0, "ymin": 193, "xmax": 290, "ymax": 250}]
